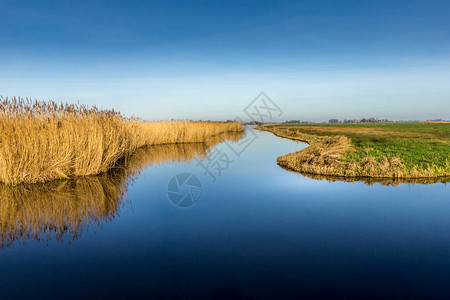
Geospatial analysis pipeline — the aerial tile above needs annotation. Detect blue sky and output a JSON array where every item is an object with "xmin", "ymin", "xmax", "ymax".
[{"xmin": 1, "ymin": 0, "xmax": 449, "ymax": 121}]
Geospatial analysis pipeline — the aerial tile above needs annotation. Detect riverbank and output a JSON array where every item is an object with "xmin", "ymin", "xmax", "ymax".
[
  {"xmin": 0, "ymin": 97, "xmax": 243, "ymax": 184},
  {"xmin": 256, "ymin": 123, "xmax": 450, "ymax": 179}
]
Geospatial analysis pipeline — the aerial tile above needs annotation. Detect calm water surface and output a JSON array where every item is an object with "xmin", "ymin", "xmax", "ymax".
[{"xmin": 1, "ymin": 128, "xmax": 449, "ymax": 299}]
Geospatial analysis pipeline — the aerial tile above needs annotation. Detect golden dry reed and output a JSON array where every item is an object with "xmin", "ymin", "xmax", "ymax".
[
  {"xmin": 0, "ymin": 96, "xmax": 243, "ymax": 185},
  {"xmin": 0, "ymin": 132, "xmax": 244, "ymax": 248}
]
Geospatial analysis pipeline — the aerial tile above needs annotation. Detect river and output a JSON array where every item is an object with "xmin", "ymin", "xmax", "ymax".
[{"xmin": 0, "ymin": 128, "xmax": 449, "ymax": 299}]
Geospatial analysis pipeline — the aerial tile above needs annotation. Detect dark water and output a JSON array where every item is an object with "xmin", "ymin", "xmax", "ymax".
[{"xmin": 1, "ymin": 128, "xmax": 449, "ymax": 299}]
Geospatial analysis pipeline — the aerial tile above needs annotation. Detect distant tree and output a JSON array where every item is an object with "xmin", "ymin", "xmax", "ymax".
[
  {"xmin": 283, "ymin": 120, "xmax": 301, "ymax": 124},
  {"xmin": 328, "ymin": 119, "xmax": 340, "ymax": 124}
]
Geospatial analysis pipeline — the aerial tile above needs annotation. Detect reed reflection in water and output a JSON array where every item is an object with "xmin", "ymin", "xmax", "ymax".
[
  {"xmin": 282, "ymin": 167, "xmax": 450, "ymax": 186},
  {"xmin": 0, "ymin": 131, "xmax": 244, "ymax": 249}
]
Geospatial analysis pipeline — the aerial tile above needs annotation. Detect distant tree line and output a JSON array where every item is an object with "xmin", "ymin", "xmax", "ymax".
[
  {"xmin": 329, "ymin": 118, "xmax": 390, "ymax": 124},
  {"xmin": 242, "ymin": 121, "xmax": 264, "ymax": 125},
  {"xmin": 282, "ymin": 120, "xmax": 312, "ymax": 124},
  {"xmin": 242, "ymin": 118, "xmax": 392, "ymax": 125}
]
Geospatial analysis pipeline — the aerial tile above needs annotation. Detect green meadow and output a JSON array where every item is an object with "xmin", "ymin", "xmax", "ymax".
[{"xmin": 259, "ymin": 122, "xmax": 450, "ymax": 178}]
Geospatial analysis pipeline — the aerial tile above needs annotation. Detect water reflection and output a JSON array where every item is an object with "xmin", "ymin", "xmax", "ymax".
[
  {"xmin": 0, "ymin": 131, "xmax": 244, "ymax": 248},
  {"xmin": 282, "ymin": 167, "xmax": 450, "ymax": 186}
]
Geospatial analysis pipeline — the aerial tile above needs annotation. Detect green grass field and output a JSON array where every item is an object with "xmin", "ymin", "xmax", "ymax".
[{"xmin": 259, "ymin": 122, "xmax": 450, "ymax": 178}]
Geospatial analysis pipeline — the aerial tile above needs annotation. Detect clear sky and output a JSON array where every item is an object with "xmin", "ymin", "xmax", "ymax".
[{"xmin": 1, "ymin": 0, "xmax": 449, "ymax": 122}]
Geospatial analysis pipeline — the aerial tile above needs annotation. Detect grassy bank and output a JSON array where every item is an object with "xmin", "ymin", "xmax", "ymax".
[
  {"xmin": 0, "ymin": 97, "xmax": 243, "ymax": 184},
  {"xmin": 257, "ymin": 122, "xmax": 450, "ymax": 179}
]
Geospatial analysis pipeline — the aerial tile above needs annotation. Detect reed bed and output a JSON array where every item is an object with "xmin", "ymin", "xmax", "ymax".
[
  {"xmin": 0, "ymin": 131, "xmax": 244, "ymax": 248},
  {"xmin": 0, "ymin": 97, "xmax": 243, "ymax": 185}
]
